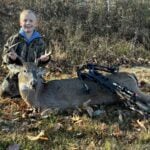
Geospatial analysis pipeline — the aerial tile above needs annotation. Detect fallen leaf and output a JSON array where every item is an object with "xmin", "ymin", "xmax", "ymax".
[
  {"xmin": 112, "ymin": 127, "xmax": 123, "ymax": 137},
  {"xmin": 53, "ymin": 123, "xmax": 63, "ymax": 131},
  {"xmin": 118, "ymin": 110, "xmax": 123, "ymax": 123},
  {"xmin": 74, "ymin": 119, "xmax": 83, "ymax": 125},
  {"xmin": 86, "ymin": 141, "xmax": 96, "ymax": 150},
  {"xmin": 27, "ymin": 130, "xmax": 48, "ymax": 141},
  {"xmin": 66, "ymin": 125, "xmax": 73, "ymax": 131},
  {"xmin": 85, "ymin": 106, "xmax": 94, "ymax": 117},
  {"xmin": 136, "ymin": 119, "xmax": 147, "ymax": 131},
  {"xmin": 83, "ymin": 99, "xmax": 93, "ymax": 117},
  {"xmin": 71, "ymin": 115, "xmax": 80, "ymax": 122},
  {"xmin": 41, "ymin": 108, "xmax": 59, "ymax": 118}
]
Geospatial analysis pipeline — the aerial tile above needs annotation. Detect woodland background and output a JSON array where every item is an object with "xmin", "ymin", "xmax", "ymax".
[{"xmin": 0, "ymin": 0, "xmax": 150, "ymax": 68}]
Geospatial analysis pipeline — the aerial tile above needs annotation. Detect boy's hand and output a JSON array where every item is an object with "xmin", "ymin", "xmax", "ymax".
[
  {"xmin": 8, "ymin": 50, "xmax": 18, "ymax": 61},
  {"xmin": 38, "ymin": 52, "xmax": 51, "ymax": 62}
]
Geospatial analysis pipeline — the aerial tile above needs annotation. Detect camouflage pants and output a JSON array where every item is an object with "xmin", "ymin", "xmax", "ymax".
[{"xmin": 0, "ymin": 73, "xmax": 20, "ymax": 98}]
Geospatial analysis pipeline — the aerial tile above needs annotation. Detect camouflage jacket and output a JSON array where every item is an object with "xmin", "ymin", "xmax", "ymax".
[{"xmin": 2, "ymin": 31, "xmax": 48, "ymax": 68}]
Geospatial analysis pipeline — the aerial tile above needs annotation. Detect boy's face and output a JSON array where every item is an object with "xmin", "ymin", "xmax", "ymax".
[{"xmin": 20, "ymin": 13, "xmax": 37, "ymax": 34}]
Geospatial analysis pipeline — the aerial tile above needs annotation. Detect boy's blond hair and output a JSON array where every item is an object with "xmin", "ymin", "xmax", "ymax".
[{"xmin": 20, "ymin": 9, "xmax": 37, "ymax": 21}]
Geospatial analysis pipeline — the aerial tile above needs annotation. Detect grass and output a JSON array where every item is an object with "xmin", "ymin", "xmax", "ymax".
[{"xmin": 0, "ymin": 67, "xmax": 149, "ymax": 150}]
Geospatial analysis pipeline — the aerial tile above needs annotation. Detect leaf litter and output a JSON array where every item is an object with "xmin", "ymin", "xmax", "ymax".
[{"xmin": 0, "ymin": 66, "xmax": 149, "ymax": 148}]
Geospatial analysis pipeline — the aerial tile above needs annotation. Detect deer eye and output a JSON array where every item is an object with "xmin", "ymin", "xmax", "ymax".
[{"xmin": 24, "ymin": 69, "xmax": 27, "ymax": 73}]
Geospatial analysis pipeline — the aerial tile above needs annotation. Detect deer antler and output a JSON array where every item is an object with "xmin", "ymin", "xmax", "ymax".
[
  {"xmin": 8, "ymin": 42, "xmax": 22, "ymax": 50},
  {"xmin": 34, "ymin": 51, "xmax": 38, "ymax": 66},
  {"xmin": 7, "ymin": 42, "xmax": 24, "ymax": 65}
]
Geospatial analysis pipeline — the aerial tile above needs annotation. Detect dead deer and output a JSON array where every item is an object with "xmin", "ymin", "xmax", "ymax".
[{"xmin": 18, "ymin": 62, "xmax": 150, "ymax": 112}]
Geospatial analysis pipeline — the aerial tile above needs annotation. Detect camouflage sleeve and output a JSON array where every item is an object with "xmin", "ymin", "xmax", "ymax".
[{"xmin": 36, "ymin": 38, "xmax": 46, "ymax": 57}]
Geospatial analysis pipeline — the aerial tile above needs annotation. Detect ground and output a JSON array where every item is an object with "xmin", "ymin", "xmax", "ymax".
[{"xmin": 0, "ymin": 66, "xmax": 149, "ymax": 150}]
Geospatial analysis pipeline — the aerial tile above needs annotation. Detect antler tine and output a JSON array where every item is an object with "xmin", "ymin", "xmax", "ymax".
[
  {"xmin": 34, "ymin": 51, "xmax": 38, "ymax": 66},
  {"xmin": 45, "ymin": 50, "xmax": 52, "ymax": 58},
  {"xmin": 9, "ymin": 42, "xmax": 22, "ymax": 50}
]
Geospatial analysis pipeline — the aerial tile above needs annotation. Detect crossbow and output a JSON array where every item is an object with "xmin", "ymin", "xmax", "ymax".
[{"xmin": 77, "ymin": 63, "xmax": 149, "ymax": 117}]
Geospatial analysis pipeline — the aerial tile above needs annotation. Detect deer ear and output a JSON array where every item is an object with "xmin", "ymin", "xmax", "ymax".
[{"xmin": 7, "ymin": 64, "xmax": 23, "ymax": 74}]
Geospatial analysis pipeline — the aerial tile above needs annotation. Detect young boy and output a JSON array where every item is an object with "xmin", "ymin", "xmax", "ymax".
[{"xmin": 0, "ymin": 9, "xmax": 50, "ymax": 98}]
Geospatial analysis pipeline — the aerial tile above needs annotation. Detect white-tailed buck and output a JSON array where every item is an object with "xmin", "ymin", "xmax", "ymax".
[{"xmin": 18, "ymin": 62, "xmax": 150, "ymax": 113}]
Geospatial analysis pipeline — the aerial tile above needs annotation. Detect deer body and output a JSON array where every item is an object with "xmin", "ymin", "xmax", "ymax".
[{"xmin": 18, "ymin": 63, "xmax": 150, "ymax": 111}]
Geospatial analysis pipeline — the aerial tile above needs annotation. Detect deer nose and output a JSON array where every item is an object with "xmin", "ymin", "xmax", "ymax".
[{"xmin": 30, "ymin": 80, "xmax": 37, "ymax": 89}]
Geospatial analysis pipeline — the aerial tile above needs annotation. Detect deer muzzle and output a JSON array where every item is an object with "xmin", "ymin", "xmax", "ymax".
[{"xmin": 30, "ymin": 79, "xmax": 37, "ymax": 90}]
